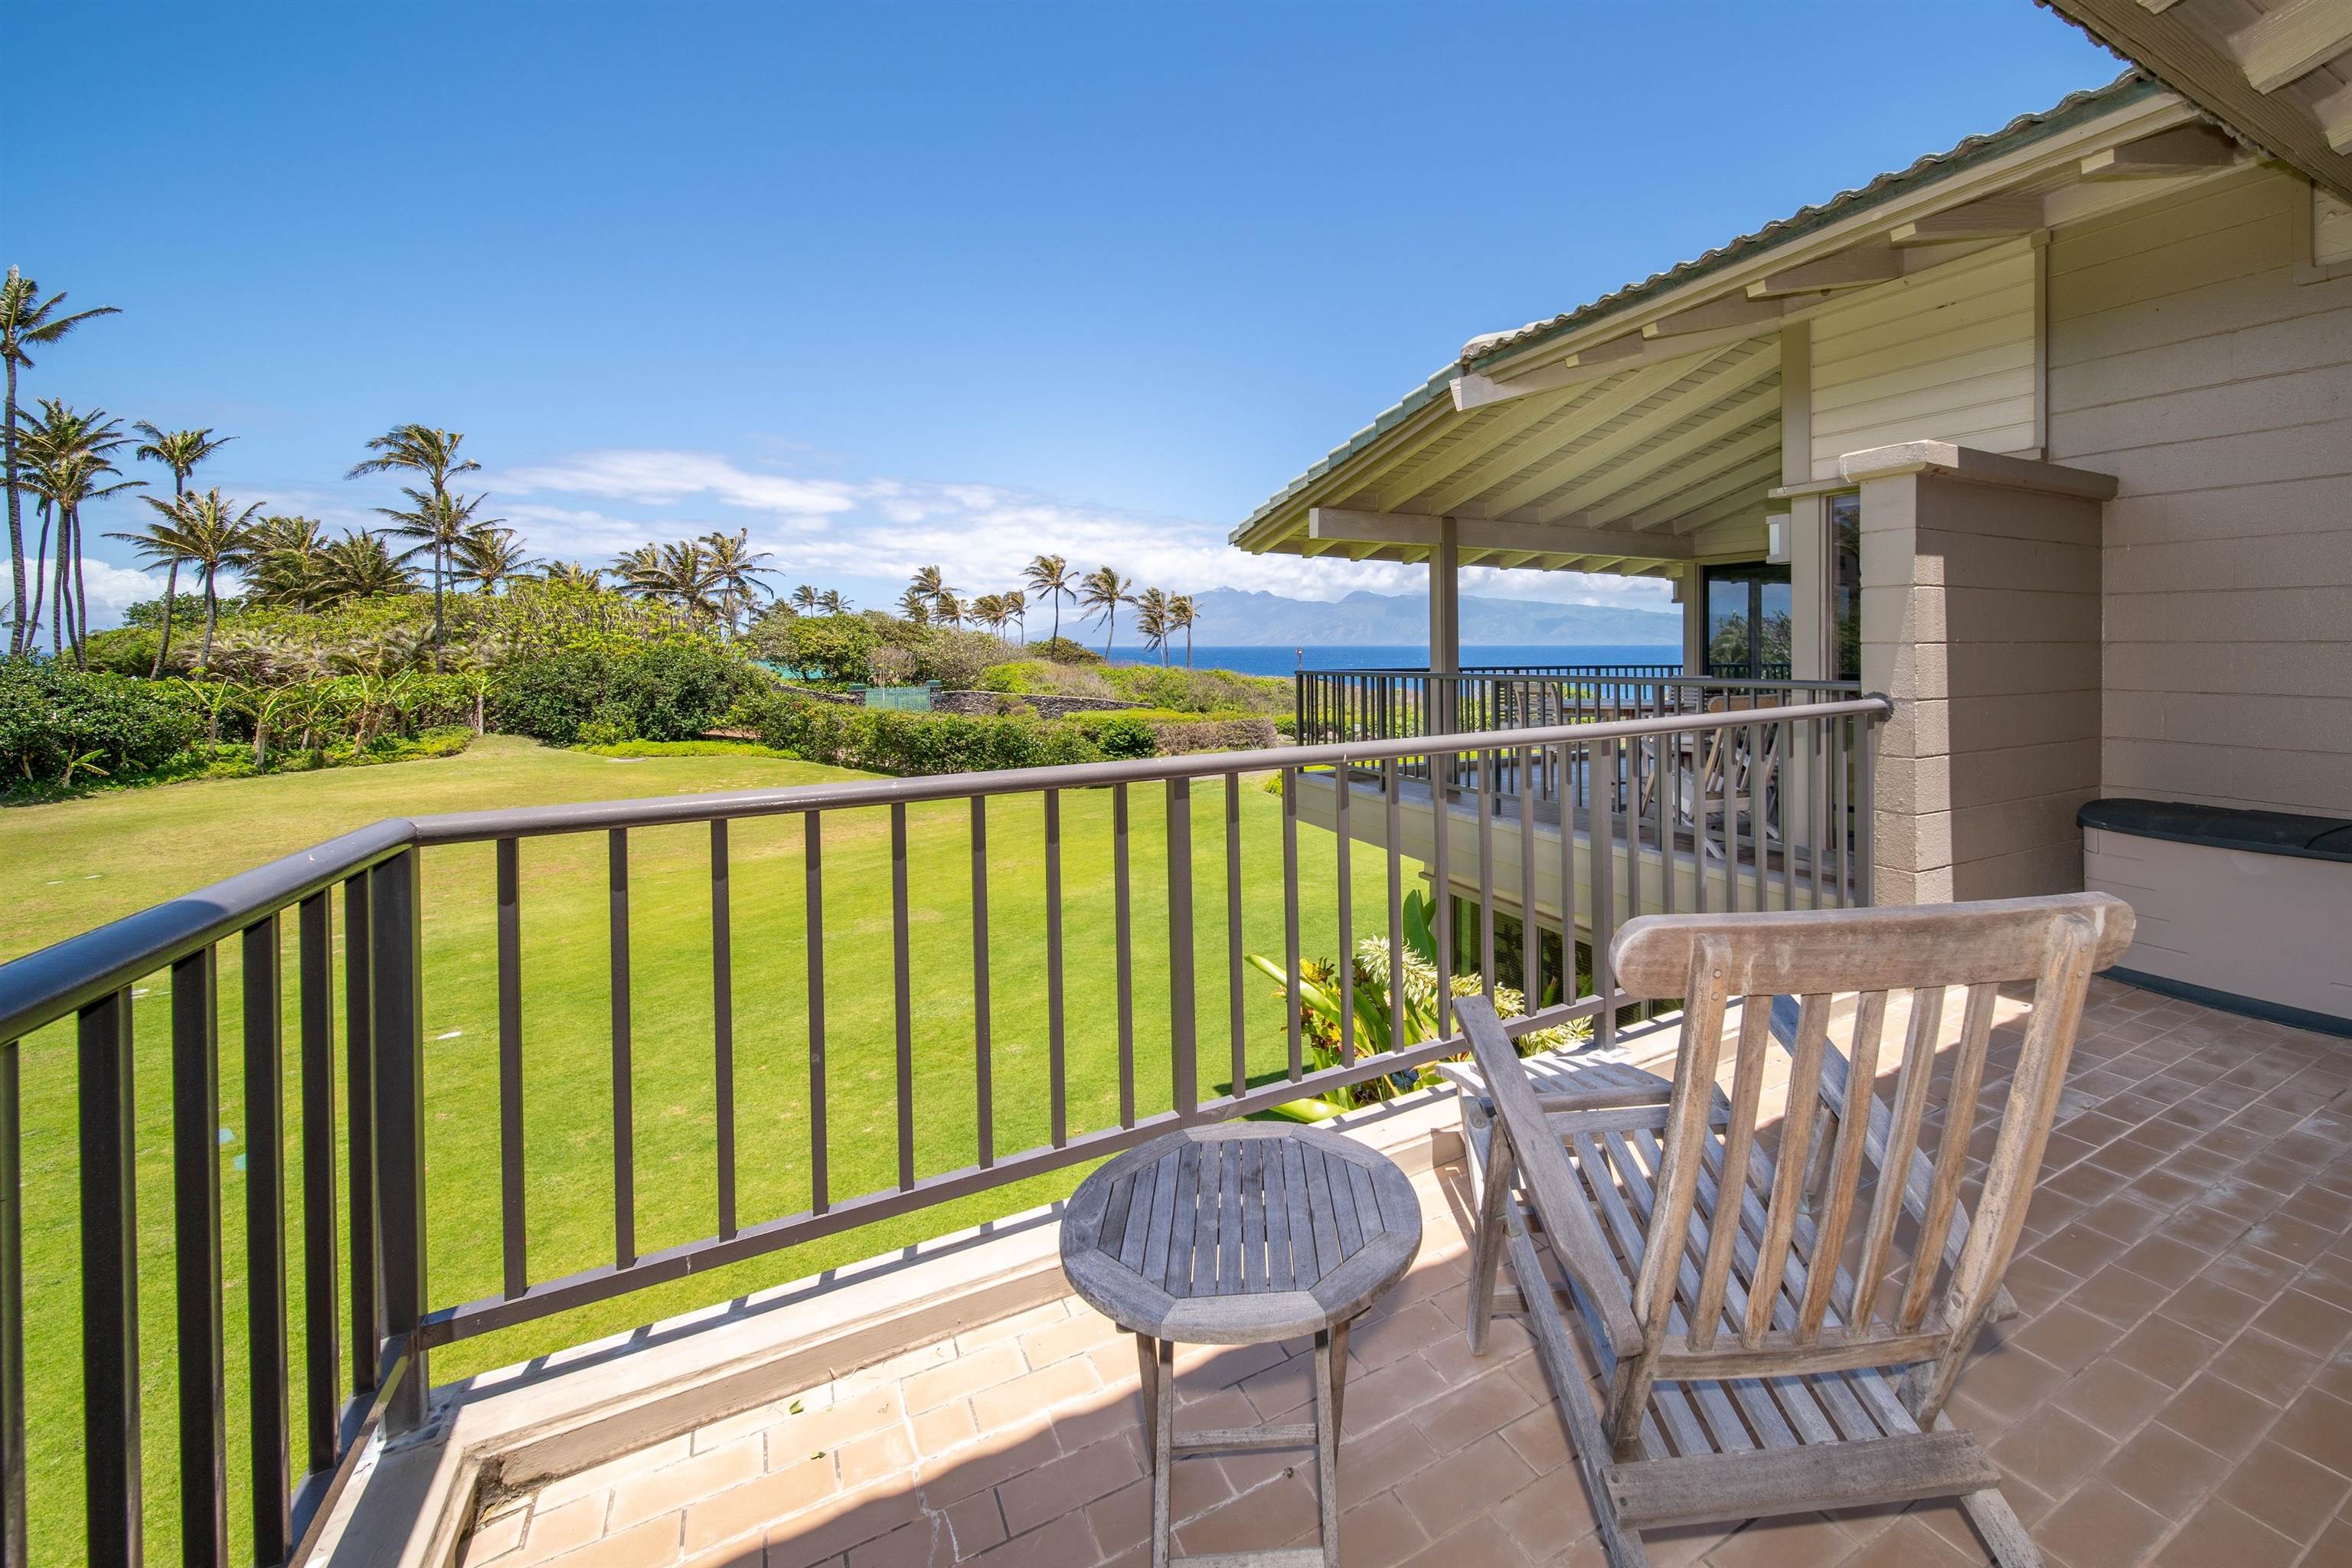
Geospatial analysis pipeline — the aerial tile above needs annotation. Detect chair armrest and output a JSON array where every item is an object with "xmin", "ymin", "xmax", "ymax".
[{"xmin": 1458, "ymin": 995, "xmax": 1643, "ymax": 1359}]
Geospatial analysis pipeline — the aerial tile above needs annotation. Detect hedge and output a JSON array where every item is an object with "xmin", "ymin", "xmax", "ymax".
[{"xmin": 0, "ymin": 659, "xmax": 201, "ymax": 789}]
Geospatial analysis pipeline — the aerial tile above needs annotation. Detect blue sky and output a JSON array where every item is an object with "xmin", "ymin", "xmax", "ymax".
[{"xmin": 7, "ymin": 1, "xmax": 2122, "ymax": 632}]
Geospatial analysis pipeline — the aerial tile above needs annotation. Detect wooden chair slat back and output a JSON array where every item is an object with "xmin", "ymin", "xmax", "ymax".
[{"xmin": 1611, "ymin": 894, "xmax": 2132, "ymax": 1399}]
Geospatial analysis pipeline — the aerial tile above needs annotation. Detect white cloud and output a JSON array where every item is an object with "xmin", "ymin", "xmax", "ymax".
[
  {"xmin": 484, "ymin": 447, "xmax": 1675, "ymax": 616},
  {"xmin": 64, "ymin": 558, "xmax": 165, "ymax": 631}
]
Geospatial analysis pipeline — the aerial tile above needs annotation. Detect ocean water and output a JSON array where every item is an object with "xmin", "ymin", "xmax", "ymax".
[{"xmin": 1110, "ymin": 643, "xmax": 1681, "ymax": 679}]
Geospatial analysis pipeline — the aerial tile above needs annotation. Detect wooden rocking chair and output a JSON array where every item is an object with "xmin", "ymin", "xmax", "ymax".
[{"xmin": 1456, "ymin": 893, "xmax": 2134, "ymax": 1567}]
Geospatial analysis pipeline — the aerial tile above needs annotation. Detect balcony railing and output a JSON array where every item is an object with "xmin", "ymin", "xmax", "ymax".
[
  {"xmin": 1293, "ymin": 666, "xmax": 1858, "ymax": 748},
  {"xmin": 0, "ymin": 699, "xmax": 1886, "ymax": 1568}
]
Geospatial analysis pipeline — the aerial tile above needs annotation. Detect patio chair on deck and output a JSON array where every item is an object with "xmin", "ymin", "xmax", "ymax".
[{"xmin": 1455, "ymin": 893, "xmax": 2134, "ymax": 1567}]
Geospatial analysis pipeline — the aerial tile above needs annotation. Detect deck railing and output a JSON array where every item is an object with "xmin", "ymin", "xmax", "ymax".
[
  {"xmin": 1293, "ymin": 667, "xmax": 1857, "ymax": 749},
  {"xmin": 0, "ymin": 698, "xmax": 1886, "ymax": 1568}
]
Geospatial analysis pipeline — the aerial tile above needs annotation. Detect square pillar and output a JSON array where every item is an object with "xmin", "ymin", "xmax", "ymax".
[
  {"xmin": 1847, "ymin": 442, "xmax": 2115, "ymax": 905},
  {"xmin": 1428, "ymin": 517, "xmax": 1460, "ymax": 674}
]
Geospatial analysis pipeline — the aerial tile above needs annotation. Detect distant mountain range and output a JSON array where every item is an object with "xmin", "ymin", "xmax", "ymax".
[{"xmin": 1177, "ymin": 588, "xmax": 1680, "ymax": 647}]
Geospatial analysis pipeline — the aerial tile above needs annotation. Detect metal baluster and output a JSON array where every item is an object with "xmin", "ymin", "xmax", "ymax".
[
  {"xmin": 1432, "ymin": 748, "xmax": 1454, "ymax": 1037},
  {"xmin": 1477, "ymin": 750, "xmax": 1496, "ymax": 1001},
  {"xmin": 1748, "ymin": 714, "xmax": 1767, "ymax": 915},
  {"xmin": 496, "ymin": 838, "xmax": 527, "ymax": 1295},
  {"xmin": 341, "ymin": 874, "xmax": 378, "ymax": 1398},
  {"xmin": 892, "ymin": 802, "xmax": 915, "ymax": 1185},
  {"xmin": 243, "ymin": 916, "xmax": 292, "ymax": 1563},
  {"xmin": 1625, "ymin": 736, "xmax": 1644, "ymax": 923},
  {"xmin": 713, "ymin": 821, "xmax": 737, "ymax": 1236},
  {"xmin": 607, "ymin": 830, "xmax": 635, "ymax": 1267},
  {"xmin": 1282, "ymin": 766, "xmax": 1302, "ymax": 1081},
  {"xmin": 805, "ymin": 813, "xmax": 830, "ymax": 1211},
  {"xmin": 1168, "ymin": 779, "xmax": 1197, "ymax": 1114},
  {"xmin": 371, "ymin": 849, "xmax": 428, "ymax": 1435},
  {"xmin": 1594, "ymin": 739, "xmax": 1617, "ymax": 1050},
  {"xmin": 1385, "ymin": 757, "xmax": 1404, "ymax": 1054},
  {"xmin": 1831, "ymin": 716, "xmax": 1849, "ymax": 906},
  {"xmin": 1518, "ymin": 744, "xmax": 1538, "ymax": 1008},
  {"xmin": 1655, "ymin": 728, "xmax": 1674, "ymax": 918},
  {"xmin": 78, "ymin": 988, "xmax": 141, "ymax": 1568},
  {"xmin": 971, "ymin": 799, "xmax": 993, "ymax": 1167},
  {"xmin": 0, "ymin": 1032, "xmax": 20, "ymax": 1568},
  {"xmin": 1809, "ymin": 716, "xmax": 1826, "ymax": 911},
  {"xmin": 1044, "ymin": 793, "xmax": 1065, "ymax": 1148},
  {"xmin": 1225, "ymin": 774, "xmax": 1244, "ymax": 1100},
  {"xmin": 1860, "ymin": 712, "xmax": 1878, "ymax": 907},
  {"xmin": 1334, "ymin": 760, "xmax": 1353, "ymax": 1068},
  {"xmin": 173, "ymin": 946, "xmax": 229, "ymax": 1568},
  {"xmin": 1777, "ymin": 717, "xmax": 1796, "ymax": 913},
  {"xmin": 296, "ymin": 893, "xmax": 339, "ymax": 1481},
  {"xmin": 1557, "ymin": 743, "xmax": 1578, "ymax": 1013},
  {"xmin": 1115, "ymin": 785, "xmax": 1136, "ymax": 1124}
]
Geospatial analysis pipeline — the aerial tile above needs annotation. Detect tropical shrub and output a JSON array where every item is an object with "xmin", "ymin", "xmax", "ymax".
[
  {"xmin": 490, "ymin": 642, "xmax": 762, "ymax": 746},
  {"xmin": 1030, "ymin": 636, "xmax": 1101, "ymax": 666},
  {"xmin": 908, "ymin": 629, "xmax": 1014, "ymax": 689},
  {"xmin": 735, "ymin": 692, "xmax": 1106, "ymax": 775},
  {"xmin": 0, "ymin": 660, "xmax": 199, "ymax": 791},
  {"xmin": 770, "ymin": 614, "xmax": 882, "ymax": 683}
]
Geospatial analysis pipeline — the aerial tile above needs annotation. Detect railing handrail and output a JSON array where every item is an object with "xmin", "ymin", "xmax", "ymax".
[
  {"xmin": 1301, "ymin": 667, "xmax": 1860, "ymax": 692},
  {"xmin": 0, "ymin": 696, "xmax": 1890, "ymax": 1047}
]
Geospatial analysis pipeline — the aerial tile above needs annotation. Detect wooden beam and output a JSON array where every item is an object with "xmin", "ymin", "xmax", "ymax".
[
  {"xmin": 1306, "ymin": 506, "xmax": 1694, "ymax": 561},
  {"xmin": 2138, "ymin": 0, "xmax": 2184, "ymax": 11},
  {"xmin": 1524, "ymin": 381, "xmax": 1782, "ymax": 523},
  {"xmin": 1640, "ymin": 294, "xmax": 1787, "ymax": 338},
  {"xmin": 1481, "ymin": 343, "xmax": 1781, "ymax": 518},
  {"xmin": 2319, "ymin": 77, "xmax": 2352, "ymax": 155},
  {"xmin": 2079, "ymin": 122, "xmax": 2245, "ymax": 178},
  {"xmin": 2038, "ymin": 0, "xmax": 2352, "ymax": 202},
  {"xmin": 2230, "ymin": 0, "xmax": 2352, "ymax": 93},
  {"xmin": 1451, "ymin": 318, "xmax": 1775, "ymax": 410},
  {"xmin": 1407, "ymin": 361, "xmax": 1687, "ymax": 514},
  {"xmin": 1889, "ymin": 194, "xmax": 2048, "ymax": 245},
  {"xmin": 1744, "ymin": 247, "xmax": 1904, "ymax": 298}
]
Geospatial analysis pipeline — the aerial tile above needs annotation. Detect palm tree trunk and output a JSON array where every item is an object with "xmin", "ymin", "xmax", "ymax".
[
  {"xmin": 71, "ymin": 508, "xmax": 90, "ymax": 669},
  {"xmin": 432, "ymin": 546, "xmax": 446, "ymax": 668},
  {"xmin": 201, "ymin": 573, "xmax": 220, "ymax": 668},
  {"xmin": 1185, "ymin": 625, "xmax": 1194, "ymax": 667},
  {"xmin": 152, "ymin": 560, "xmax": 181, "ymax": 676},
  {"xmin": 1102, "ymin": 609, "xmax": 1114, "ymax": 659},
  {"xmin": 26, "ymin": 505, "xmax": 49, "ymax": 652},
  {"xmin": 4, "ymin": 358, "xmax": 21, "ymax": 656},
  {"xmin": 1051, "ymin": 599, "xmax": 1061, "ymax": 644}
]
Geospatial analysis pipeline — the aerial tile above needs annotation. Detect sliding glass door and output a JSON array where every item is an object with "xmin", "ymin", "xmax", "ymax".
[{"xmin": 1703, "ymin": 562, "xmax": 1792, "ymax": 679}]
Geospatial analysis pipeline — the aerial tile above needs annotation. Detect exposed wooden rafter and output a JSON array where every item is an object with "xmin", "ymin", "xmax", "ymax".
[
  {"xmin": 1890, "ymin": 194, "xmax": 2049, "ymax": 244},
  {"xmin": 2080, "ymin": 121, "xmax": 2245, "ymax": 177},
  {"xmin": 1640, "ymin": 294, "xmax": 1788, "ymax": 338},
  {"xmin": 2040, "ymin": 0, "xmax": 2352, "ymax": 201},
  {"xmin": 1744, "ymin": 247, "xmax": 1905, "ymax": 298},
  {"xmin": 1305, "ymin": 506, "xmax": 1694, "ymax": 561},
  {"xmin": 2231, "ymin": 0, "xmax": 2352, "ymax": 94}
]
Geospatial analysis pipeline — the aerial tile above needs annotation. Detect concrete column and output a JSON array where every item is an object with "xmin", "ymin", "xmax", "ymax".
[
  {"xmin": 1847, "ymin": 442, "xmax": 2115, "ymax": 905},
  {"xmin": 1786, "ymin": 493, "xmax": 1830, "ymax": 681}
]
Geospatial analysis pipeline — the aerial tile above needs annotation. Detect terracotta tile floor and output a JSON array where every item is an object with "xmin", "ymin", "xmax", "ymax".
[{"xmin": 458, "ymin": 980, "xmax": 2352, "ymax": 1568}]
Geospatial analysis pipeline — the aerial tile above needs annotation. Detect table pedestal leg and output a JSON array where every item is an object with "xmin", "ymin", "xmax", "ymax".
[
  {"xmin": 1314, "ymin": 1326, "xmax": 1346, "ymax": 1568},
  {"xmin": 1145, "ymin": 1335, "xmax": 1174, "ymax": 1568}
]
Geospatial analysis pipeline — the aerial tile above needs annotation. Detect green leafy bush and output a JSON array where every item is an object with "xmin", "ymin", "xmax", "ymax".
[
  {"xmin": 1029, "ymin": 636, "xmax": 1102, "ymax": 666},
  {"xmin": 1070, "ymin": 710, "xmax": 1158, "ymax": 760},
  {"xmin": 736, "ymin": 692, "xmax": 1107, "ymax": 775},
  {"xmin": 492, "ymin": 642, "xmax": 763, "ymax": 746},
  {"xmin": 0, "ymin": 660, "xmax": 201, "ymax": 792},
  {"xmin": 768, "ymin": 615, "xmax": 882, "ymax": 683}
]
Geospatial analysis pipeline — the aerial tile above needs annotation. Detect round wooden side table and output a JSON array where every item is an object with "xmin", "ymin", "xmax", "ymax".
[{"xmin": 1059, "ymin": 1122, "xmax": 1423, "ymax": 1568}]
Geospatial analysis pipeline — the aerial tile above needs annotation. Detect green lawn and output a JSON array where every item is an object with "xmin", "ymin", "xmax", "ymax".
[{"xmin": 2, "ymin": 736, "xmax": 1401, "ymax": 1563}]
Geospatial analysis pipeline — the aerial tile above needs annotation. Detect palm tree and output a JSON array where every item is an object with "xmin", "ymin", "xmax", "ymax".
[
  {"xmin": 347, "ymin": 424, "xmax": 479, "ymax": 655},
  {"xmin": 1170, "ymin": 593, "xmax": 1197, "ymax": 667},
  {"xmin": 1024, "ymin": 554, "xmax": 1074, "ymax": 645},
  {"xmin": 314, "ymin": 531, "xmax": 413, "ymax": 602},
  {"xmin": 454, "ymin": 525, "xmax": 537, "ymax": 593},
  {"xmin": 910, "ymin": 565, "xmax": 947, "ymax": 604},
  {"xmin": 933, "ymin": 589, "xmax": 968, "ymax": 629},
  {"xmin": 126, "ymin": 488, "xmax": 260, "ymax": 668},
  {"xmin": 702, "ymin": 528, "xmax": 776, "ymax": 635},
  {"xmin": 817, "ymin": 589, "xmax": 848, "ymax": 614},
  {"xmin": 537, "ymin": 559, "xmax": 603, "ymax": 590},
  {"xmin": 896, "ymin": 584, "xmax": 932, "ymax": 624},
  {"xmin": 610, "ymin": 544, "xmax": 663, "ymax": 596},
  {"xmin": 244, "ymin": 514, "xmax": 333, "ymax": 605},
  {"xmin": 1002, "ymin": 587, "xmax": 1027, "ymax": 642},
  {"xmin": 972, "ymin": 593, "xmax": 1008, "ymax": 635},
  {"xmin": 1135, "ymin": 587, "xmax": 1173, "ymax": 665},
  {"xmin": 130, "ymin": 424, "xmax": 234, "ymax": 673},
  {"xmin": 2, "ymin": 269, "xmax": 119, "ymax": 655},
  {"xmin": 1078, "ymin": 565, "xmax": 1134, "ymax": 659},
  {"xmin": 21, "ymin": 403, "xmax": 139, "ymax": 666},
  {"xmin": 790, "ymin": 583, "xmax": 820, "ymax": 614},
  {"xmin": 377, "ymin": 486, "xmax": 494, "ymax": 656},
  {"xmin": 658, "ymin": 540, "xmax": 720, "ymax": 620}
]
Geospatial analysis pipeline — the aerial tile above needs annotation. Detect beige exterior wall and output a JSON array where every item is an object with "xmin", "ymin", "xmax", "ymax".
[
  {"xmin": 1809, "ymin": 240, "xmax": 2040, "ymax": 479},
  {"xmin": 1857, "ymin": 462, "xmax": 2106, "ymax": 904},
  {"xmin": 2045, "ymin": 165, "xmax": 2352, "ymax": 816}
]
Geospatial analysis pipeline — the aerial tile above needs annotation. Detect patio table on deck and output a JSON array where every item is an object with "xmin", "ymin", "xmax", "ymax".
[{"xmin": 1058, "ymin": 1122, "xmax": 1423, "ymax": 1568}]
